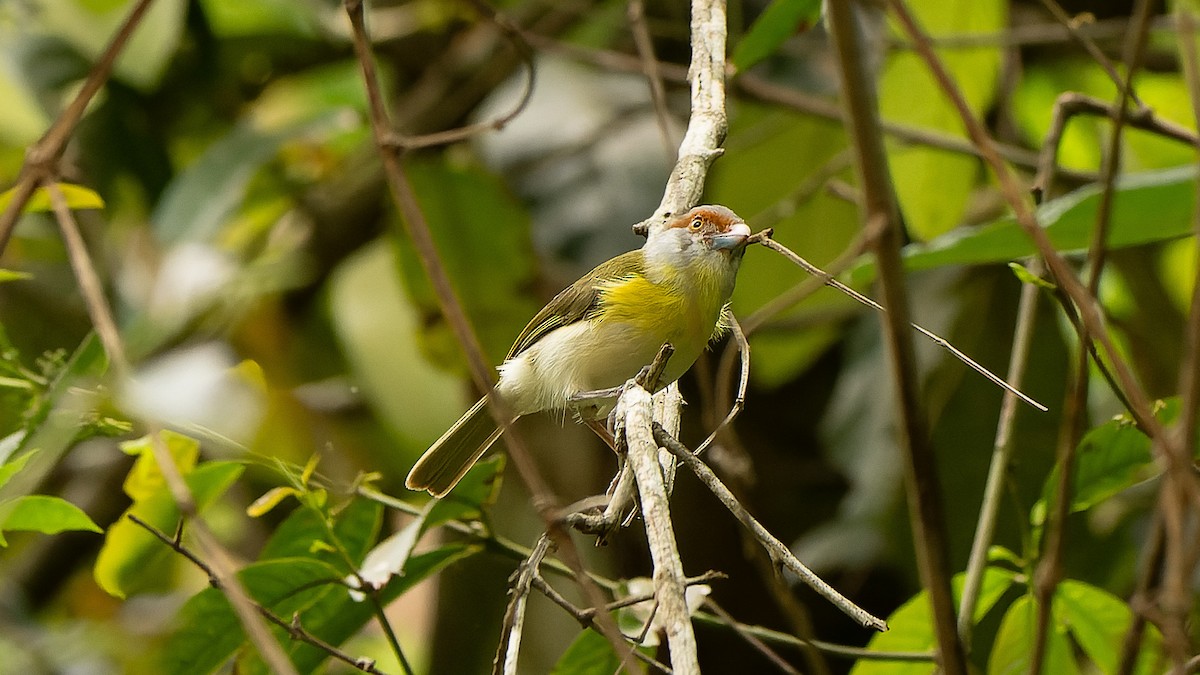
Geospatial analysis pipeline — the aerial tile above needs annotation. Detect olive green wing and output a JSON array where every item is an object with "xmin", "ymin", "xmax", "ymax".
[{"xmin": 507, "ymin": 250, "xmax": 645, "ymax": 358}]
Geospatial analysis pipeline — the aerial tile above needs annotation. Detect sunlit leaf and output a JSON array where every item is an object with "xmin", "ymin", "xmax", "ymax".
[
  {"xmin": 881, "ymin": 0, "xmax": 1006, "ymax": 240},
  {"xmin": 94, "ymin": 461, "xmax": 244, "ymax": 599},
  {"xmin": 258, "ymin": 497, "xmax": 383, "ymax": 568},
  {"xmin": 988, "ymin": 595, "xmax": 1079, "ymax": 675},
  {"xmin": 1007, "ymin": 262, "xmax": 1055, "ymax": 290},
  {"xmin": 0, "ymin": 494, "xmax": 102, "ymax": 543},
  {"xmin": 0, "ymin": 183, "xmax": 105, "ymax": 214},
  {"xmin": 0, "ymin": 451, "xmax": 35, "ymax": 491},
  {"xmin": 1055, "ymin": 580, "xmax": 1166, "ymax": 675},
  {"xmin": 119, "ymin": 430, "xmax": 201, "ymax": 502},
  {"xmin": 730, "ymin": 0, "xmax": 821, "ymax": 72},
  {"xmin": 245, "ymin": 486, "xmax": 299, "ymax": 517}
]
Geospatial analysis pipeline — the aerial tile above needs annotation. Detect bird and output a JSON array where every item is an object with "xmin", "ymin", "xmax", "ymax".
[{"xmin": 405, "ymin": 204, "xmax": 752, "ymax": 497}]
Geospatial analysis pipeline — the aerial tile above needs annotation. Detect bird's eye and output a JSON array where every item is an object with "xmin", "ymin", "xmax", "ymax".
[{"xmin": 689, "ymin": 217, "xmax": 703, "ymax": 231}]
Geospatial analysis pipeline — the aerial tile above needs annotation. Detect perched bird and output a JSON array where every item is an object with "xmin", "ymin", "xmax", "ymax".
[{"xmin": 406, "ymin": 205, "xmax": 752, "ymax": 497}]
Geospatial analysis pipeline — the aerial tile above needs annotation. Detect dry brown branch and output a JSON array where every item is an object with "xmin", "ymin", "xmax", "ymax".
[
  {"xmin": 825, "ymin": 4, "xmax": 966, "ymax": 672},
  {"xmin": 493, "ymin": 533, "xmax": 552, "ymax": 675},
  {"xmin": 342, "ymin": 0, "xmax": 635, "ymax": 668},
  {"xmin": 703, "ymin": 599, "xmax": 800, "ymax": 675},
  {"xmin": 628, "ymin": 0, "xmax": 679, "ymax": 159}
]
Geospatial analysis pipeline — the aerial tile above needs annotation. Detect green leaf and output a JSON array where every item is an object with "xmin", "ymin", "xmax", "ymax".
[
  {"xmin": 0, "ymin": 269, "xmax": 32, "ymax": 283},
  {"xmin": 550, "ymin": 629, "xmax": 622, "ymax": 675},
  {"xmin": 1031, "ymin": 399, "xmax": 1177, "ymax": 528},
  {"xmin": 880, "ymin": 0, "xmax": 1006, "ymax": 240},
  {"xmin": 258, "ymin": 497, "xmax": 383, "ymax": 569},
  {"xmin": 94, "ymin": 461, "xmax": 244, "ymax": 599},
  {"xmin": 328, "ymin": 240, "xmax": 467, "ymax": 470},
  {"xmin": 1055, "ymin": 580, "xmax": 1166, "ymax": 675},
  {"xmin": 234, "ymin": 544, "xmax": 480, "ymax": 675},
  {"xmin": 988, "ymin": 595, "xmax": 1079, "ymax": 675},
  {"xmin": 850, "ymin": 567, "xmax": 1016, "ymax": 675},
  {"xmin": 119, "ymin": 430, "xmax": 202, "ymax": 502},
  {"xmin": 730, "ymin": 0, "xmax": 821, "ymax": 71},
  {"xmin": 426, "ymin": 454, "xmax": 506, "ymax": 524},
  {"xmin": 163, "ymin": 557, "xmax": 342, "ymax": 675},
  {"xmin": 0, "ymin": 183, "xmax": 105, "ymax": 215},
  {"xmin": 1007, "ymin": 262, "xmax": 1056, "ymax": 290},
  {"xmin": 397, "ymin": 158, "xmax": 540, "ymax": 368},
  {"xmin": 850, "ymin": 166, "xmax": 1200, "ymax": 285},
  {"xmin": 153, "ymin": 114, "xmax": 352, "ymax": 245},
  {"xmin": 0, "ymin": 494, "xmax": 102, "ymax": 542}
]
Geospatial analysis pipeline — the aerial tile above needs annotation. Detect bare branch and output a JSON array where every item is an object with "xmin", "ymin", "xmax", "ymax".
[{"xmin": 652, "ymin": 423, "xmax": 887, "ymax": 632}]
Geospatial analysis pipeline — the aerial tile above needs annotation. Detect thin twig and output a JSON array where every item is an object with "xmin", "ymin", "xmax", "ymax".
[
  {"xmin": 628, "ymin": 0, "xmax": 679, "ymax": 159},
  {"xmin": 1038, "ymin": 0, "xmax": 1144, "ymax": 106},
  {"xmin": 652, "ymin": 423, "xmax": 887, "ymax": 631},
  {"xmin": 825, "ymin": 4, "xmax": 965, "ymax": 672},
  {"xmin": 703, "ymin": 599, "xmax": 801, "ymax": 674},
  {"xmin": 957, "ymin": 258, "xmax": 1043, "ymax": 648},
  {"xmin": 493, "ymin": 533, "xmax": 552, "ymax": 675},
  {"xmin": 693, "ymin": 314, "xmax": 749, "ymax": 456},
  {"xmin": 1031, "ymin": 92, "xmax": 1198, "ymax": 200},
  {"xmin": 342, "ymin": 1, "xmax": 635, "ymax": 668},
  {"xmin": 127, "ymin": 515, "xmax": 386, "ymax": 675},
  {"xmin": 1033, "ymin": 1, "xmax": 1156, "ymax": 670},
  {"xmin": 387, "ymin": 0, "xmax": 536, "ymax": 150},
  {"xmin": 754, "ymin": 235, "xmax": 1046, "ymax": 411}
]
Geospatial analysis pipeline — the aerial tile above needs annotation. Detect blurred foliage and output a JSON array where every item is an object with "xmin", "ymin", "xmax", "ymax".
[{"xmin": 0, "ymin": 0, "xmax": 1198, "ymax": 673}]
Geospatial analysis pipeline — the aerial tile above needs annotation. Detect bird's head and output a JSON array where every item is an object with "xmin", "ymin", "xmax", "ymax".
[{"xmin": 641, "ymin": 204, "xmax": 750, "ymax": 293}]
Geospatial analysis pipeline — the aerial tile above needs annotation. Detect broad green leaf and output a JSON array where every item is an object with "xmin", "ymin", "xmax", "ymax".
[
  {"xmin": 1031, "ymin": 400, "xmax": 1177, "ymax": 528},
  {"xmin": 550, "ymin": 629, "xmax": 622, "ymax": 675},
  {"xmin": 356, "ymin": 457, "xmax": 502, "ymax": 590},
  {"xmin": 0, "ymin": 494, "xmax": 101, "ymax": 543},
  {"xmin": 988, "ymin": 595, "xmax": 1079, "ymax": 675},
  {"xmin": 198, "ymin": 0, "xmax": 321, "ymax": 38},
  {"xmin": 850, "ymin": 567, "xmax": 1016, "ymax": 675},
  {"xmin": 163, "ymin": 557, "xmax": 342, "ymax": 675},
  {"xmin": 849, "ymin": 166, "xmax": 1199, "ymax": 285},
  {"xmin": 119, "ymin": 430, "xmax": 201, "ymax": 502},
  {"xmin": 1055, "ymin": 579, "xmax": 1166, "ymax": 675},
  {"xmin": 397, "ymin": 157, "xmax": 540, "ymax": 367},
  {"xmin": 259, "ymin": 497, "xmax": 383, "ymax": 567},
  {"xmin": 880, "ymin": 0, "xmax": 1005, "ymax": 240},
  {"xmin": 94, "ymin": 461, "xmax": 244, "ymax": 599},
  {"xmin": 731, "ymin": 0, "xmax": 821, "ymax": 71},
  {"xmin": 238, "ymin": 544, "xmax": 480, "ymax": 675}
]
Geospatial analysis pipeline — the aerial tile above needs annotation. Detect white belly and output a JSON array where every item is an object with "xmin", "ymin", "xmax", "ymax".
[{"xmin": 495, "ymin": 318, "xmax": 703, "ymax": 417}]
